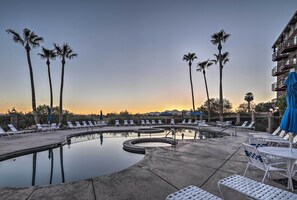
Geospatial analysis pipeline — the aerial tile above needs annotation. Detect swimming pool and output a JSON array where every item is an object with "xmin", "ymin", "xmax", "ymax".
[{"xmin": 0, "ymin": 129, "xmax": 198, "ymax": 187}]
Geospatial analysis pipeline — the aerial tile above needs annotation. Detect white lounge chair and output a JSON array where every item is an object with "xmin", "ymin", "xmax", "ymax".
[
  {"xmin": 241, "ymin": 121, "xmax": 255, "ymax": 130},
  {"xmin": 129, "ymin": 120, "xmax": 134, "ymax": 126},
  {"xmin": 67, "ymin": 122, "xmax": 77, "ymax": 129},
  {"xmin": 8, "ymin": 124, "xmax": 29, "ymax": 135},
  {"xmin": 181, "ymin": 119, "xmax": 186, "ymax": 124},
  {"xmin": 115, "ymin": 120, "xmax": 120, "ymax": 126},
  {"xmin": 82, "ymin": 121, "xmax": 90, "ymax": 128},
  {"xmin": 236, "ymin": 121, "xmax": 248, "ymax": 129},
  {"xmin": 50, "ymin": 123, "xmax": 60, "ymax": 131},
  {"xmin": 0, "ymin": 126, "xmax": 13, "ymax": 137},
  {"xmin": 145, "ymin": 120, "xmax": 150, "ymax": 125},
  {"xmin": 141, "ymin": 120, "xmax": 146, "ymax": 126},
  {"xmin": 151, "ymin": 120, "xmax": 156, "ymax": 125},
  {"xmin": 75, "ymin": 121, "xmax": 83, "ymax": 128},
  {"xmin": 124, "ymin": 120, "xmax": 128, "ymax": 126},
  {"xmin": 36, "ymin": 123, "xmax": 51, "ymax": 132},
  {"xmin": 187, "ymin": 119, "xmax": 192, "ymax": 124},
  {"xmin": 170, "ymin": 119, "xmax": 175, "ymax": 125},
  {"xmin": 158, "ymin": 119, "xmax": 163, "ymax": 124}
]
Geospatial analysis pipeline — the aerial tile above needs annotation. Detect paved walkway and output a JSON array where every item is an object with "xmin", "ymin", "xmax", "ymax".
[{"xmin": 0, "ymin": 126, "xmax": 296, "ymax": 200}]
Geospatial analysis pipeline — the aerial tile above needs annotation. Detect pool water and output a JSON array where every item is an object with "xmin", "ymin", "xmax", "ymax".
[{"xmin": 0, "ymin": 129, "xmax": 198, "ymax": 187}]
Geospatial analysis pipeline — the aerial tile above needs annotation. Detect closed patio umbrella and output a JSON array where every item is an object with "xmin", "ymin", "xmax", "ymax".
[
  {"xmin": 280, "ymin": 71, "xmax": 297, "ymax": 149},
  {"xmin": 99, "ymin": 110, "xmax": 103, "ymax": 121}
]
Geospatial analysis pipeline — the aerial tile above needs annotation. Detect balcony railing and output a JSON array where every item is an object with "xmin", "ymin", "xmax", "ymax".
[
  {"xmin": 272, "ymin": 51, "xmax": 289, "ymax": 61},
  {"xmin": 271, "ymin": 76, "xmax": 287, "ymax": 92},
  {"xmin": 281, "ymin": 37, "xmax": 297, "ymax": 53}
]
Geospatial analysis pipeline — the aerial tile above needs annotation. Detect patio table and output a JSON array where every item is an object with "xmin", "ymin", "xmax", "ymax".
[{"xmin": 258, "ymin": 146, "xmax": 297, "ymax": 191}]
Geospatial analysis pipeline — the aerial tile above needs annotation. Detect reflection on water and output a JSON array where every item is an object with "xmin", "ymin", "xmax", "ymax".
[{"xmin": 0, "ymin": 129, "xmax": 200, "ymax": 187}]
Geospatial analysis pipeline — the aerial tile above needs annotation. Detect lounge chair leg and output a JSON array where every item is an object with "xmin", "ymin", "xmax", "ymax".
[
  {"xmin": 218, "ymin": 182, "xmax": 225, "ymax": 200},
  {"xmin": 243, "ymin": 163, "xmax": 249, "ymax": 176}
]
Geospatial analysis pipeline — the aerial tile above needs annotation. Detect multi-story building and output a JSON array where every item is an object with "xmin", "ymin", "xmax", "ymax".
[{"xmin": 272, "ymin": 11, "xmax": 297, "ymax": 99}]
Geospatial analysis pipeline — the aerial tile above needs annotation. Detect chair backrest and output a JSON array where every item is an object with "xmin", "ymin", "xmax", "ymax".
[
  {"xmin": 0, "ymin": 127, "xmax": 5, "ymax": 134},
  {"xmin": 243, "ymin": 143, "xmax": 266, "ymax": 170},
  {"xmin": 158, "ymin": 119, "xmax": 162, "ymax": 124},
  {"xmin": 279, "ymin": 130, "xmax": 286, "ymax": 138},
  {"xmin": 293, "ymin": 134, "xmax": 297, "ymax": 143},
  {"xmin": 272, "ymin": 127, "xmax": 281, "ymax": 136},
  {"xmin": 130, "ymin": 120, "xmax": 134, "ymax": 125},
  {"xmin": 115, "ymin": 120, "xmax": 120, "ymax": 125},
  {"xmin": 8, "ymin": 124, "xmax": 18, "ymax": 132},
  {"xmin": 67, "ymin": 122, "xmax": 74, "ymax": 128},
  {"xmin": 249, "ymin": 137, "xmax": 268, "ymax": 148},
  {"xmin": 170, "ymin": 119, "xmax": 175, "ymax": 124},
  {"xmin": 124, "ymin": 120, "xmax": 128, "ymax": 125},
  {"xmin": 88, "ymin": 121, "xmax": 94, "ymax": 126},
  {"xmin": 82, "ymin": 121, "xmax": 88, "ymax": 126},
  {"xmin": 182, "ymin": 119, "xmax": 186, "ymax": 124},
  {"xmin": 241, "ymin": 121, "xmax": 248, "ymax": 127},
  {"xmin": 146, "ymin": 120, "xmax": 150, "ymax": 124},
  {"xmin": 247, "ymin": 122, "xmax": 255, "ymax": 128},
  {"xmin": 187, "ymin": 119, "xmax": 192, "ymax": 124},
  {"xmin": 36, "ymin": 123, "xmax": 43, "ymax": 130},
  {"xmin": 283, "ymin": 134, "xmax": 290, "ymax": 140},
  {"xmin": 141, "ymin": 120, "xmax": 145, "ymax": 125},
  {"xmin": 75, "ymin": 121, "xmax": 82, "ymax": 127}
]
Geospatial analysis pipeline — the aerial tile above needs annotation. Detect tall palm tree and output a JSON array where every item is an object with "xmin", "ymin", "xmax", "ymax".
[
  {"xmin": 6, "ymin": 28, "xmax": 43, "ymax": 124},
  {"xmin": 183, "ymin": 52, "xmax": 197, "ymax": 111},
  {"xmin": 197, "ymin": 59, "xmax": 213, "ymax": 122},
  {"xmin": 244, "ymin": 92, "xmax": 254, "ymax": 113},
  {"xmin": 38, "ymin": 47, "xmax": 56, "ymax": 112},
  {"xmin": 211, "ymin": 30, "xmax": 230, "ymax": 121},
  {"xmin": 54, "ymin": 43, "xmax": 77, "ymax": 124}
]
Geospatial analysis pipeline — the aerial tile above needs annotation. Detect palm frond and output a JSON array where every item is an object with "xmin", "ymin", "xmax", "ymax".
[
  {"xmin": 6, "ymin": 29, "xmax": 25, "ymax": 46},
  {"xmin": 68, "ymin": 53, "xmax": 78, "ymax": 59},
  {"xmin": 23, "ymin": 28, "xmax": 31, "ymax": 40}
]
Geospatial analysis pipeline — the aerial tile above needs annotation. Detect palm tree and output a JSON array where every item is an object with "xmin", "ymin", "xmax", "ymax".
[
  {"xmin": 211, "ymin": 30, "xmax": 230, "ymax": 121},
  {"xmin": 6, "ymin": 28, "xmax": 43, "ymax": 124},
  {"xmin": 38, "ymin": 47, "xmax": 56, "ymax": 112},
  {"xmin": 183, "ymin": 52, "xmax": 197, "ymax": 111},
  {"xmin": 54, "ymin": 43, "xmax": 77, "ymax": 124},
  {"xmin": 244, "ymin": 92, "xmax": 254, "ymax": 113},
  {"xmin": 197, "ymin": 59, "xmax": 213, "ymax": 122}
]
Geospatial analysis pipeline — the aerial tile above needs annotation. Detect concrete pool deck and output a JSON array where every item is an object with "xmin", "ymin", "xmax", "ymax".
[{"xmin": 0, "ymin": 125, "xmax": 296, "ymax": 199}]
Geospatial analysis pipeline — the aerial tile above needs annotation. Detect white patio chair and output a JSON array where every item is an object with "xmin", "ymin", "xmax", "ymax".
[
  {"xmin": 67, "ymin": 122, "xmax": 77, "ymax": 129},
  {"xmin": 129, "ymin": 120, "xmax": 134, "ymax": 126},
  {"xmin": 158, "ymin": 119, "xmax": 163, "ymax": 124},
  {"xmin": 115, "ymin": 120, "xmax": 120, "ymax": 126},
  {"xmin": 187, "ymin": 119, "xmax": 192, "ymax": 124},
  {"xmin": 170, "ymin": 119, "xmax": 175, "ymax": 125},
  {"xmin": 36, "ymin": 123, "xmax": 51, "ymax": 132},
  {"xmin": 141, "ymin": 120, "xmax": 146, "ymax": 126},
  {"xmin": 8, "ymin": 124, "xmax": 29, "ymax": 135},
  {"xmin": 124, "ymin": 120, "xmax": 128, "ymax": 126},
  {"xmin": 242, "ymin": 143, "xmax": 288, "ymax": 183},
  {"xmin": 145, "ymin": 120, "xmax": 150, "ymax": 125},
  {"xmin": 75, "ymin": 121, "xmax": 83, "ymax": 128},
  {"xmin": 151, "ymin": 120, "xmax": 156, "ymax": 125}
]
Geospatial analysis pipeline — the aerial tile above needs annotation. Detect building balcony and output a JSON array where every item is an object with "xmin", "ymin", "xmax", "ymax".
[
  {"xmin": 272, "ymin": 51, "xmax": 289, "ymax": 61},
  {"xmin": 281, "ymin": 38, "xmax": 297, "ymax": 53},
  {"xmin": 271, "ymin": 77, "xmax": 287, "ymax": 92},
  {"xmin": 271, "ymin": 65, "xmax": 287, "ymax": 76}
]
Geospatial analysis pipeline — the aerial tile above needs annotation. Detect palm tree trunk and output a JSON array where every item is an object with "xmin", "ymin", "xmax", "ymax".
[
  {"xmin": 26, "ymin": 48, "xmax": 39, "ymax": 124},
  {"xmin": 218, "ymin": 48, "xmax": 223, "ymax": 122},
  {"xmin": 203, "ymin": 70, "xmax": 211, "ymax": 122},
  {"xmin": 59, "ymin": 59, "xmax": 65, "ymax": 124},
  {"xmin": 247, "ymin": 102, "xmax": 250, "ymax": 113},
  {"xmin": 189, "ymin": 64, "xmax": 195, "ymax": 111},
  {"xmin": 47, "ymin": 60, "xmax": 53, "ymax": 110}
]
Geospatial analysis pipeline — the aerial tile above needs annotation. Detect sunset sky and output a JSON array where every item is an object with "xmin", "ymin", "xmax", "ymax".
[{"xmin": 0, "ymin": 0, "xmax": 296, "ymax": 114}]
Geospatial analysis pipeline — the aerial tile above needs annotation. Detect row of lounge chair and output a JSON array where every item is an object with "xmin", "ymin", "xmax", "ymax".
[
  {"xmin": 180, "ymin": 119, "xmax": 209, "ymax": 126},
  {"xmin": 114, "ymin": 119, "xmax": 166, "ymax": 126},
  {"xmin": 67, "ymin": 121, "xmax": 107, "ymax": 129},
  {"xmin": 0, "ymin": 124, "xmax": 35, "ymax": 137}
]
